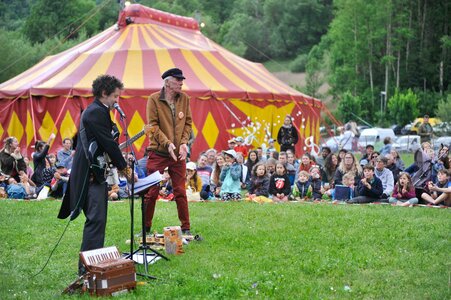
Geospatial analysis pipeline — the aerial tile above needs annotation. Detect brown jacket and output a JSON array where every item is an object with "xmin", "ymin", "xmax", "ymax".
[{"xmin": 146, "ymin": 88, "xmax": 192, "ymax": 156}]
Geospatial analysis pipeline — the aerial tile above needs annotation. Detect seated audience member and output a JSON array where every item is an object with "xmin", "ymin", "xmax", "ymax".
[
  {"xmin": 235, "ymin": 152, "xmax": 248, "ymax": 190},
  {"xmin": 57, "ymin": 137, "xmax": 74, "ymax": 170},
  {"xmin": 245, "ymin": 163, "xmax": 270, "ymax": 203},
  {"xmin": 6, "ymin": 177, "xmax": 27, "ymax": 199},
  {"xmin": 298, "ymin": 153, "xmax": 315, "ymax": 173},
  {"xmin": 390, "ymin": 149, "xmax": 405, "ymax": 171},
  {"xmin": 368, "ymin": 151, "xmax": 380, "ymax": 166},
  {"xmin": 360, "ymin": 145, "xmax": 375, "ymax": 165},
  {"xmin": 432, "ymin": 144, "xmax": 450, "ymax": 183},
  {"xmin": 316, "ymin": 146, "xmax": 331, "ymax": 167},
  {"xmin": 108, "ymin": 184, "xmax": 120, "ymax": 201},
  {"xmin": 385, "ymin": 153, "xmax": 401, "ymax": 184},
  {"xmin": 337, "ymin": 149, "xmax": 348, "ymax": 165},
  {"xmin": 309, "ymin": 165, "xmax": 323, "ymax": 201},
  {"xmin": 421, "ymin": 169, "xmax": 451, "ymax": 206},
  {"xmin": 227, "ymin": 138, "xmax": 236, "ymax": 150},
  {"xmin": 136, "ymin": 149, "xmax": 149, "ymax": 177},
  {"xmin": 266, "ymin": 138, "xmax": 276, "ymax": 157},
  {"xmin": 292, "ymin": 171, "xmax": 311, "ymax": 201},
  {"xmin": 256, "ymin": 147, "xmax": 266, "ymax": 163},
  {"xmin": 24, "ymin": 157, "xmax": 34, "ymax": 179},
  {"xmin": 205, "ymin": 148, "xmax": 217, "ymax": 168},
  {"xmin": 126, "ymin": 153, "xmax": 145, "ymax": 179},
  {"xmin": 186, "ymin": 162, "xmax": 202, "ymax": 201},
  {"xmin": 245, "ymin": 150, "xmax": 259, "ymax": 187},
  {"xmin": 265, "ymin": 158, "xmax": 277, "ymax": 177},
  {"xmin": 210, "ymin": 153, "xmax": 225, "ymax": 195},
  {"xmin": 157, "ymin": 167, "xmax": 174, "ymax": 201},
  {"xmin": 334, "ymin": 152, "xmax": 362, "ymax": 186},
  {"xmin": 31, "ymin": 133, "xmax": 55, "ymax": 187},
  {"xmin": 50, "ymin": 163, "xmax": 69, "ymax": 198},
  {"xmin": 405, "ymin": 142, "xmax": 432, "ymax": 174},
  {"xmin": 374, "ymin": 156, "xmax": 394, "ymax": 201},
  {"xmin": 40, "ymin": 154, "xmax": 58, "ymax": 190},
  {"xmin": 321, "ymin": 153, "xmax": 338, "ymax": 187},
  {"xmin": 268, "ymin": 150, "xmax": 279, "ymax": 160},
  {"xmin": 196, "ymin": 154, "xmax": 213, "ymax": 187},
  {"xmin": 234, "ymin": 136, "xmax": 248, "ymax": 158},
  {"xmin": 279, "ymin": 151, "xmax": 296, "ymax": 185},
  {"xmin": 269, "ymin": 162, "xmax": 291, "ymax": 203},
  {"xmin": 329, "ymin": 173, "xmax": 356, "ymax": 203},
  {"xmin": 19, "ymin": 173, "xmax": 37, "ymax": 199},
  {"xmin": 287, "ymin": 150, "xmax": 299, "ymax": 174},
  {"xmin": 0, "ymin": 136, "xmax": 27, "ymax": 182},
  {"xmin": 220, "ymin": 150, "xmax": 242, "ymax": 201},
  {"xmin": 379, "ymin": 137, "xmax": 393, "ymax": 156},
  {"xmin": 389, "ymin": 172, "xmax": 418, "ymax": 206},
  {"xmin": 348, "ymin": 164, "xmax": 383, "ymax": 204}
]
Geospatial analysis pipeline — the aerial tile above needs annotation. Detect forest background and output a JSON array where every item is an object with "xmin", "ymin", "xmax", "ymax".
[{"xmin": 0, "ymin": 0, "xmax": 450, "ymax": 127}]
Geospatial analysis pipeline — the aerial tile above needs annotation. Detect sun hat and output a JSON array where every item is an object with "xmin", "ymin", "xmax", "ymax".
[{"xmin": 223, "ymin": 149, "xmax": 237, "ymax": 159}]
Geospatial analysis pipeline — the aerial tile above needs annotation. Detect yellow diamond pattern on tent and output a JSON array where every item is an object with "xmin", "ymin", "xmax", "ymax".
[
  {"xmin": 0, "ymin": 122, "xmax": 3, "ymax": 140},
  {"xmin": 228, "ymin": 100, "xmax": 295, "ymax": 149},
  {"xmin": 202, "ymin": 112, "xmax": 219, "ymax": 149},
  {"xmin": 60, "ymin": 111, "xmax": 77, "ymax": 142},
  {"xmin": 192, "ymin": 122, "xmax": 198, "ymax": 137},
  {"xmin": 128, "ymin": 111, "xmax": 146, "ymax": 151},
  {"xmin": 7, "ymin": 112, "xmax": 24, "ymax": 144},
  {"xmin": 38, "ymin": 112, "xmax": 56, "ymax": 146},
  {"xmin": 26, "ymin": 111, "xmax": 34, "ymax": 147}
]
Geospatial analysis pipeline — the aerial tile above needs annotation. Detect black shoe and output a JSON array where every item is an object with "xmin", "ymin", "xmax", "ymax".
[{"xmin": 182, "ymin": 229, "xmax": 191, "ymax": 235}]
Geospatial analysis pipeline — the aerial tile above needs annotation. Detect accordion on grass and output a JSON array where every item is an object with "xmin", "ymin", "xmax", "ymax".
[{"xmin": 80, "ymin": 246, "xmax": 136, "ymax": 296}]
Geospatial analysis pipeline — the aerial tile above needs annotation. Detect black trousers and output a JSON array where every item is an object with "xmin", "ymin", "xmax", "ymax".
[{"xmin": 78, "ymin": 181, "xmax": 108, "ymax": 274}]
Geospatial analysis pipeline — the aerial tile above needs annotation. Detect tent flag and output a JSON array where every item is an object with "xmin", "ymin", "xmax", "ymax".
[{"xmin": 0, "ymin": 4, "xmax": 322, "ymax": 158}]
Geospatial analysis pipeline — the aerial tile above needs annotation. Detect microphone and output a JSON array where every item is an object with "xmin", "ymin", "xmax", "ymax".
[{"xmin": 113, "ymin": 102, "xmax": 126, "ymax": 119}]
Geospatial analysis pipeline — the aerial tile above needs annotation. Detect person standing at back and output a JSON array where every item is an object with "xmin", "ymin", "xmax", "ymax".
[
  {"xmin": 57, "ymin": 74, "xmax": 127, "ymax": 276},
  {"xmin": 144, "ymin": 68, "xmax": 193, "ymax": 235},
  {"xmin": 418, "ymin": 115, "xmax": 433, "ymax": 144},
  {"xmin": 277, "ymin": 115, "xmax": 299, "ymax": 153}
]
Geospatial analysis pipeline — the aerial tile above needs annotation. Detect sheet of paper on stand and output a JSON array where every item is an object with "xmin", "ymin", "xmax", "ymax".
[{"xmin": 134, "ymin": 171, "xmax": 163, "ymax": 194}]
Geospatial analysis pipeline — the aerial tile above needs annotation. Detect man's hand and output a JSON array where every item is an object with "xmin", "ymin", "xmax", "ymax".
[
  {"xmin": 168, "ymin": 143, "xmax": 177, "ymax": 161},
  {"xmin": 179, "ymin": 144, "xmax": 188, "ymax": 161}
]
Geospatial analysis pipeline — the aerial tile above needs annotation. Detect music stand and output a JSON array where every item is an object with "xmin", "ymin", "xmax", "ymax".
[
  {"xmin": 127, "ymin": 186, "xmax": 169, "ymax": 279},
  {"xmin": 116, "ymin": 112, "xmax": 168, "ymax": 280}
]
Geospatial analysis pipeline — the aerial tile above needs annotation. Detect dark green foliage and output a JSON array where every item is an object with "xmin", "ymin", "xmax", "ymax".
[
  {"xmin": 387, "ymin": 89, "xmax": 419, "ymax": 126},
  {"xmin": 290, "ymin": 53, "xmax": 308, "ymax": 72}
]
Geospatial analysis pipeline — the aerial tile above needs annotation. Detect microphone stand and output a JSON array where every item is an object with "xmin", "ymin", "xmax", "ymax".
[{"xmin": 117, "ymin": 110, "xmax": 168, "ymax": 280}]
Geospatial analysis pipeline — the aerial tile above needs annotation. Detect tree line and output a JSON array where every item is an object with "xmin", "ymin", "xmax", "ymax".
[{"xmin": 0, "ymin": 0, "xmax": 449, "ymax": 125}]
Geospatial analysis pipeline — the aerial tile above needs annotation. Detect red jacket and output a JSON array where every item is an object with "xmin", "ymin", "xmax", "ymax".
[{"xmin": 392, "ymin": 184, "xmax": 416, "ymax": 199}]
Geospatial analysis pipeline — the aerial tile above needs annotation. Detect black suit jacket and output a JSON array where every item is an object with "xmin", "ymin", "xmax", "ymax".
[{"xmin": 58, "ymin": 99, "xmax": 127, "ymax": 220}]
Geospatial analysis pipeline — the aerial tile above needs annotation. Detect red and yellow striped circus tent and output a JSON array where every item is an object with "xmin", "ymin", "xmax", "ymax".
[{"xmin": 0, "ymin": 4, "xmax": 322, "ymax": 159}]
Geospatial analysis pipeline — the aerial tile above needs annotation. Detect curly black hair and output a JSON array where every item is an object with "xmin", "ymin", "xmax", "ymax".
[{"xmin": 92, "ymin": 75, "xmax": 124, "ymax": 98}]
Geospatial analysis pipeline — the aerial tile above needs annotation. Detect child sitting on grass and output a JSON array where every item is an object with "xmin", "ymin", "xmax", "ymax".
[
  {"xmin": 348, "ymin": 164, "xmax": 383, "ymax": 204},
  {"xmin": 220, "ymin": 150, "xmax": 242, "ymax": 201},
  {"xmin": 329, "ymin": 173, "xmax": 356, "ymax": 203},
  {"xmin": 186, "ymin": 162, "xmax": 202, "ymax": 201},
  {"xmin": 389, "ymin": 172, "xmax": 418, "ymax": 206},
  {"xmin": 292, "ymin": 170, "xmax": 311, "ymax": 201},
  {"xmin": 269, "ymin": 162, "xmax": 291, "ymax": 202},
  {"xmin": 421, "ymin": 169, "xmax": 451, "ymax": 206},
  {"xmin": 309, "ymin": 165, "xmax": 323, "ymax": 201},
  {"xmin": 158, "ymin": 167, "xmax": 174, "ymax": 201},
  {"xmin": 245, "ymin": 163, "xmax": 270, "ymax": 203}
]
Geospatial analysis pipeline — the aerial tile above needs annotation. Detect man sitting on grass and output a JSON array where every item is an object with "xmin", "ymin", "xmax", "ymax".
[{"xmin": 348, "ymin": 164, "xmax": 383, "ymax": 204}]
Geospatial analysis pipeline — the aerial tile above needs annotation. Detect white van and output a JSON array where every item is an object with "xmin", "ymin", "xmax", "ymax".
[{"xmin": 358, "ymin": 128, "xmax": 396, "ymax": 149}]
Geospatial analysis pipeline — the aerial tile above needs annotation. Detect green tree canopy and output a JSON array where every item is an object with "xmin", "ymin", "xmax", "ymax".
[{"xmin": 387, "ymin": 89, "xmax": 419, "ymax": 126}]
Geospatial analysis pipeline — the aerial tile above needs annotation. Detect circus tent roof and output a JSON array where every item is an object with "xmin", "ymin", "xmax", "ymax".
[{"xmin": 0, "ymin": 4, "xmax": 320, "ymax": 105}]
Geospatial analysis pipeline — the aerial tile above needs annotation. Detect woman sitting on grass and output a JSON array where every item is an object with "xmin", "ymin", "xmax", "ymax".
[
  {"xmin": 388, "ymin": 172, "xmax": 418, "ymax": 207},
  {"xmin": 219, "ymin": 150, "xmax": 242, "ymax": 201},
  {"xmin": 421, "ymin": 169, "xmax": 451, "ymax": 206},
  {"xmin": 186, "ymin": 161, "xmax": 202, "ymax": 201},
  {"xmin": 269, "ymin": 162, "xmax": 291, "ymax": 202},
  {"xmin": 334, "ymin": 152, "xmax": 362, "ymax": 186}
]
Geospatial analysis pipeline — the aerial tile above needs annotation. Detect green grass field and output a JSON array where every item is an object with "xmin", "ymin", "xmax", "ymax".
[{"xmin": 0, "ymin": 199, "xmax": 449, "ymax": 299}]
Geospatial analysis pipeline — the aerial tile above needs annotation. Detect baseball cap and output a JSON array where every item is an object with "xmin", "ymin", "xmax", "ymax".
[
  {"xmin": 223, "ymin": 149, "xmax": 237, "ymax": 159},
  {"xmin": 186, "ymin": 162, "xmax": 197, "ymax": 170}
]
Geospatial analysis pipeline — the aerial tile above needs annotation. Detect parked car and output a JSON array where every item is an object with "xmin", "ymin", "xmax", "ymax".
[
  {"xmin": 432, "ymin": 122, "xmax": 451, "ymax": 136},
  {"xmin": 433, "ymin": 136, "xmax": 451, "ymax": 151},
  {"xmin": 401, "ymin": 123, "xmax": 412, "ymax": 135},
  {"xmin": 390, "ymin": 124, "xmax": 403, "ymax": 135},
  {"xmin": 392, "ymin": 135, "xmax": 421, "ymax": 152},
  {"xmin": 358, "ymin": 128, "xmax": 396, "ymax": 149}
]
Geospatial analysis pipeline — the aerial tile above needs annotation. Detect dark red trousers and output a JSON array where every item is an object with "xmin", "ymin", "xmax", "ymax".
[{"xmin": 144, "ymin": 151, "xmax": 190, "ymax": 230}]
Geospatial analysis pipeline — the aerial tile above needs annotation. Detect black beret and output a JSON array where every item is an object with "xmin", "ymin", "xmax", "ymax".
[{"xmin": 161, "ymin": 68, "xmax": 186, "ymax": 80}]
